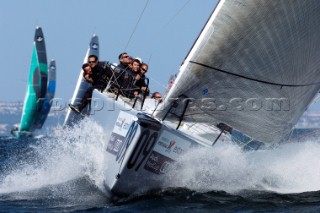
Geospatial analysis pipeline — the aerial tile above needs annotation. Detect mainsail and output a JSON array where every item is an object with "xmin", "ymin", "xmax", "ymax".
[
  {"xmin": 154, "ymin": 0, "xmax": 320, "ymax": 144},
  {"xmin": 63, "ymin": 35, "xmax": 99, "ymax": 126},
  {"xmin": 35, "ymin": 59, "xmax": 56, "ymax": 129},
  {"xmin": 13, "ymin": 26, "xmax": 48, "ymax": 138}
]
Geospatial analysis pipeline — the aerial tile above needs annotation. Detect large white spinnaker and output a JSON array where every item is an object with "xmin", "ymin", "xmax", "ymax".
[{"xmin": 155, "ymin": 0, "xmax": 320, "ymax": 144}]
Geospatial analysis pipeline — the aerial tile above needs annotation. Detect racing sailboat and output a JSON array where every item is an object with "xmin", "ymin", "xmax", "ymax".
[
  {"xmin": 69, "ymin": 0, "xmax": 320, "ymax": 195},
  {"xmin": 63, "ymin": 35, "xmax": 99, "ymax": 126},
  {"xmin": 11, "ymin": 27, "xmax": 55, "ymax": 139},
  {"xmin": 34, "ymin": 59, "xmax": 57, "ymax": 129}
]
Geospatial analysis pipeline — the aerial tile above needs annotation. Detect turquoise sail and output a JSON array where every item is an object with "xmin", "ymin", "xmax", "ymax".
[{"xmin": 12, "ymin": 27, "xmax": 48, "ymax": 138}]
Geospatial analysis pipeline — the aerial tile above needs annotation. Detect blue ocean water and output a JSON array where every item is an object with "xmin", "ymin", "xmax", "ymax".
[{"xmin": 1, "ymin": 123, "xmax": 320, "ymax": 212}]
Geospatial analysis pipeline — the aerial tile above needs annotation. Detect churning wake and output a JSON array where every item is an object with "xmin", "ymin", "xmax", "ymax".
[
  {"xmin": 0, "ymin": 118, "xmax": 108, "ymax": 198},
  {"xmin": 0, "ymin": 118, "xmax": 320, "ymax": 200},
  {"xmin": 165, "ymin": 136, "xmax": 320, "ymax": 194}
]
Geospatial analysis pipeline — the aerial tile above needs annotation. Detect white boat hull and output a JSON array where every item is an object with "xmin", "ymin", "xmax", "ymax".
[{"xmin": 90, "ymin": 90, "xmax": 205, "ymax": 195}]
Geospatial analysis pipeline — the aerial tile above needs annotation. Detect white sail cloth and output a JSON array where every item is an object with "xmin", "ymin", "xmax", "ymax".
[{"xmin": 154, "ymin": 0, "xmax": 320, "ymax": 143}]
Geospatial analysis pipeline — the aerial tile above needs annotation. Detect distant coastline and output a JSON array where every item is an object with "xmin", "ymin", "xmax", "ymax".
[
  {"xmin": 0, "ymin": 101, "xmax": 319, "ymax": 136},
  {"xmin": 0, "ymin": 101, "xmax": 65, "ymax": 136}
]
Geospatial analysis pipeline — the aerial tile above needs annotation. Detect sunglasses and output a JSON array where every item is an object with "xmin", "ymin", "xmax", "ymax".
[
  {"xmin": 89, "ymin": 60, "xmax": 96, "ymax": 64},
  {"xmin": 122, "ymin": 56, "xmax": 129, "ymax": 59},
  {"xmin": 141, "ymin": 68, "xmax": 147, "ymax": 72}
]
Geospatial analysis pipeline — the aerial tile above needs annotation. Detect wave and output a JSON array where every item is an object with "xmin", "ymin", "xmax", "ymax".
[
  {"xmin": 0, "ymin": 119, "xmax": 108, "ymax": 196},
  {"xmin": 0, "ymin": 119, "xmax": 320, "ymax": 203},
  {"xmin": 164, "ymin": 137, "xmax": 320, "ymax": 194}
]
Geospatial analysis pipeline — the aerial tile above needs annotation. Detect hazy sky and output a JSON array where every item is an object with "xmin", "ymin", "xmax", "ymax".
[
  {"xmin": 1, "ymin": 0, "xmax": 319, "ymax": 112},
  {"xmin": 0, "ymin": 0, "xmax": 217, "ymax": 103}
]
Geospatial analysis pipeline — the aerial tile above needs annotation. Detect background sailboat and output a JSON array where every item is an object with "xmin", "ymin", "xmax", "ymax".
[
  {"xmin": 34, "ymin": 59, "xmax": 57, "ymax": 129},
  {"xmin": 63, "ymin": 35, "xmax": 99, "ymax": 126},
  {"xmin": 11, "ymin": 27, "xmax": 50, "ymax": 138}
]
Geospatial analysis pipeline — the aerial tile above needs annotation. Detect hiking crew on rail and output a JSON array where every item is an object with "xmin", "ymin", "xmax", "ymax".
[{"xmin": 69, "ymin": 53, "xmax": 150, "ymax": 114}]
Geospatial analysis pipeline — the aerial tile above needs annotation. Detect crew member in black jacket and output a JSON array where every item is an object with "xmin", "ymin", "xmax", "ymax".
[{"xmin": 69, "ymin": 55, "xmax": 113, "ymax": 114}]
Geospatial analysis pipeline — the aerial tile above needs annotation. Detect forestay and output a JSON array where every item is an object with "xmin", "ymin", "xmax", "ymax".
[{"xmin": 154, "ymin": 0, "xmax": 320, "ymax": 143}]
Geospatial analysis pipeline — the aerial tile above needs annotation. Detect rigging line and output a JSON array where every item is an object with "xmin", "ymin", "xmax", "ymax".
[
  {"xmin": 190, "ymin": 61, "xmax": 320, "ymax": 87},
  {"xmin": 145, "ymin": 0, "xmax": 192, "ymax": 55},
  {"xmin": 158, "ymin": 0, "xmax": 192, "ymax": 33},
  {"xmin": 147, "ymin": 53, "xmax": 152, "ymax": 64},
  {"xmin": 123, "ymin": 0, "xmax": 150, "ymax": 51},
  {"xmin": 147, "ymin": 0, "xmax": 192, "ymax": 53},
  {"xmin": 148, "ymin": 76, "xmax": 168, "ymax": 90},
  {"xmin": 312, "ymin": 95, "xmax": 320, "ymax": 104}
]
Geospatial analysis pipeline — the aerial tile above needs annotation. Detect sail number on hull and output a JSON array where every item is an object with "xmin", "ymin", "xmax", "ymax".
[{"xmin": 127, "ymin": 130, "xmax": 158, "ymax": 171}]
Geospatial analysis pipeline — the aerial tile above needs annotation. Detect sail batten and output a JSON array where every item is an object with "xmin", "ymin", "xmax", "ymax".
[
  {"xmin": 155, "ymin": 0, "xmax": 320, "ymax": 144},
  {"xmin": 190, "ymin": 61, "xmax": 320, "ymax": 87}
]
